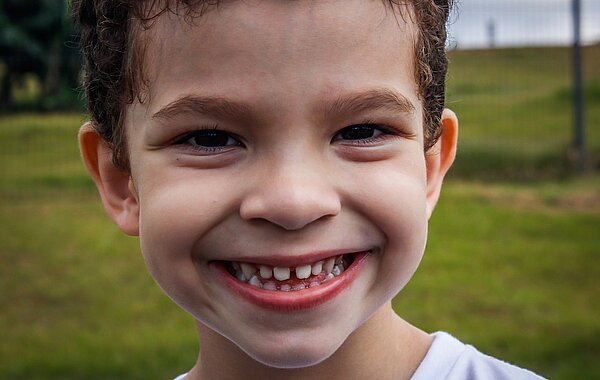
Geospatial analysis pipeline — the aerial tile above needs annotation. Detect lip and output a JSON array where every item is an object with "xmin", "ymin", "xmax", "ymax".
[{"xmin": 210, "ymin": 251, "xmax": 371, "ymax": 312}]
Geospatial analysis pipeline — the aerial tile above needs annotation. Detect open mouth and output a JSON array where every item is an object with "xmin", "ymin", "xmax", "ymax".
[{"xmin": 223, "ymin": 253, "xmax": 356, "ymax": 292}]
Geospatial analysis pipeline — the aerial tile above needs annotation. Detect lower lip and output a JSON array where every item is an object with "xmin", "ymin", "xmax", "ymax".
[{"xmin": 210, "ymin": 252, "xmax": 371, "ymax": 312}]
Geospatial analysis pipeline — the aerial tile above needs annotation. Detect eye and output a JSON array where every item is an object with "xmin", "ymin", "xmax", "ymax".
[
  {"xmin": 182, "ymin": 129, "xmax": 239, "ymax": 148},
  {"xmin": 333, "ymin": 124, "xmax": 387, "ymax": 142}
]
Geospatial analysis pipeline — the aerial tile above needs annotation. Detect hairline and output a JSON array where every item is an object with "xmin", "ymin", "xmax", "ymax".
[{"xmin": 101, "ymin": 0, "xmax": 447, "ymax": 171}]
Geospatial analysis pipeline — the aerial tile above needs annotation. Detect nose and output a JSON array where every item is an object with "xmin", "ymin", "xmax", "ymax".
[{"xmin": 239, "ymin": 160, "xmax": 341, "ymax": 231}]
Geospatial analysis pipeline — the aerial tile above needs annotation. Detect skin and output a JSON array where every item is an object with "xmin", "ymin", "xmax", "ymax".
[{"xmin": 79, "ymin": 1, "xmax": 458, "ymax": 379}]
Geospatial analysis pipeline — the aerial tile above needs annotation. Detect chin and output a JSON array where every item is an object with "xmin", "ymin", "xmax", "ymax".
[
  {"xmin": 245, "ymin": 344, "xmax": 338, "ymax": 369},
  {"xmin": 235, "ymin": 329, "xmax": 347, "ymax": 369}
]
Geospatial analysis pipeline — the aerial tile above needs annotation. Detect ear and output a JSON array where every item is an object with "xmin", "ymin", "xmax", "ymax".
[
  {"xmin": 79, "ymin": 122, "xmax": 140, "ymax": 236},
  {"xmin": 425, "ymin": 109, "xmax": 458, "ymax": 219}
]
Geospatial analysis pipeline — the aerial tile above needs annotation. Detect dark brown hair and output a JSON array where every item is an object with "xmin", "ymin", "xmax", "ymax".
[{"xmin": 72, "ymin": 0, "xmax": 453, "ymax": 171}]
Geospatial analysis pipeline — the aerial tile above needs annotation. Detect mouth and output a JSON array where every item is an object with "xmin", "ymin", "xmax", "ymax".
[
  {"xmin": 210, "ymin": 251, "xmax": 370, "ymax": 311},
  {"xmin": 224, "ymin": 254, "xmax": 355, "ymax": 292}
]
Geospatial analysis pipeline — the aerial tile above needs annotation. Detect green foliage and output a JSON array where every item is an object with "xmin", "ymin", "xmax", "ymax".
[{"xmin": 0, "ymin": 0, "xmax": 81, "ymax": 111}]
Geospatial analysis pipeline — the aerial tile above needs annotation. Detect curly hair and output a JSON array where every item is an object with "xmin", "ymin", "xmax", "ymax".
[{"xmin": 72, "ymin": 0, "xmax": 453, "ymax": 171}]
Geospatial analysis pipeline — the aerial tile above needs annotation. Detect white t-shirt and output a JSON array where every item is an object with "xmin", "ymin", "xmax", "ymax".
[
  {"xmin": 410, "ymin": 331, "xmax": 546, "ymax": 379},
  {"xmin": 174, "ymin": 331, "xmax": 546, "ymax": 380}
]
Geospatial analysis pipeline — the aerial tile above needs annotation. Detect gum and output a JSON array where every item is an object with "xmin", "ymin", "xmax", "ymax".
[{"xmin": 260, "ymin": 271, "xmax": 329, "ymax": 289}]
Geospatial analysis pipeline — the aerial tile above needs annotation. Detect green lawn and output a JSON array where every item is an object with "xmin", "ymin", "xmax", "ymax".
[
  {"xmin": 1, "ymin": 46, "xmax": 599, "ymax": 379},
  {"xmin": 397, "ymin": 178, "xmax": 600, "ymax": 379},
  {"xmin": 447, "ymin": 45, "xmax": 600, "ymax": 178}
]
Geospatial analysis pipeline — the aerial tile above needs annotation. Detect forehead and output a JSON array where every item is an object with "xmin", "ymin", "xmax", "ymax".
[{"xmin": 134, "ymin": 0, "xmax": 420, "ymax": 122}]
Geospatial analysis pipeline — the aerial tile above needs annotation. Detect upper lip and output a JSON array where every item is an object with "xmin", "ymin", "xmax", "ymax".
[{"xmin": 212, "ymin": 248, "xmax": 371, "ymax": 268}]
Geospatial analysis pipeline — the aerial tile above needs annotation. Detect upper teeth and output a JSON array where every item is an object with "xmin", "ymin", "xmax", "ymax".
[
  {"xmin": 295, "ymin": 264, "xmax": 312, "ymax": 279},
  {"xmin": 311, "ymin": 261, "xmax": 323, "ymax": 276},
  {"xmin": 230, "ymin": 256, "xmax": 348, "ymax": 291},
  {"xmin": 240, "ymin": 262, "xmax": 257, "ymax": 279},
  {"xmin": 323, "ymin": 258, "xmax": 335, "ymax": 273},
  {"xmin": 273, "ymin": 266, "xmax": 291, "ymax": 281}
]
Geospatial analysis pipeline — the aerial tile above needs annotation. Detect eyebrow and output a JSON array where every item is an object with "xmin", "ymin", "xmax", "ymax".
[
  {"xmin": 152, "ymin": 95, "xmax": 254, "ymax": 122},
  {"xmin": 152, "ymin": 88, "xmax": 415, "ymax": 123},
  {"xmin": 322, "ymin": 88, "xmax": 416, "ymax": 120}
]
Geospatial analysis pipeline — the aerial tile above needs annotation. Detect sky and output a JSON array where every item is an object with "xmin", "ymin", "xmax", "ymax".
[{"xmin": 447, "ymin": 0, "xmax": 600, "ymax": 49}]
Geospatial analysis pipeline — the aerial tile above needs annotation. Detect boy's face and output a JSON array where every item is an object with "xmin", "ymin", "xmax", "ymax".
[{"xmin": 82, "ymin": 0, "xmax": 457, "ymax": 369}]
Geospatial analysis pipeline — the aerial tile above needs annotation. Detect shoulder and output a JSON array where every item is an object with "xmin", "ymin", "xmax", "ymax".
[{"xmin": 411, "ymin": 332, "xmax": 546, "ymax": 380}]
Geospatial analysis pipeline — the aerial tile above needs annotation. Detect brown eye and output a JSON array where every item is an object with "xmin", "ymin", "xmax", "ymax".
[
  {"xmin": 334, "ymin": 124, "xmax": 385, "ymax": 141},
  {"xmin": 186, "ymin": 130, "xmax": 238, "ymax": 147}
]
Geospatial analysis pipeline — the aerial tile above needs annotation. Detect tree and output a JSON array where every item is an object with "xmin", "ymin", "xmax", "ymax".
[{"xmin": 0, "ymin": 0, "xmax": 81, "ymax": 110}]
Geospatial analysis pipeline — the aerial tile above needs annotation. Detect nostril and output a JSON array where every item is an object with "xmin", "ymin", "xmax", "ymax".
[
  {"xmin": 239, "ymin": 164, "xmax": 341, "ymax": 230},
  {"xmin": 239, "ymin": 191, "xmax": 341, "ymax": 230}
]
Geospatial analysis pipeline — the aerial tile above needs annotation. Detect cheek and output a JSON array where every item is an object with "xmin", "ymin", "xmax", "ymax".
[
  {"xmin": 350, "ymin": 155, "xmax": 428, "ymax": 235},
  {"xmin": 134, "ymin": 174, "xmax": 238, "ymax": 303},
  {"xmin": 137, "ymin": 171, "xmax": 236, "ymax": 248},
  {"xmin": 370, "ymin": 176, "xmax": 428, "ymax": 258},
  {"xmin": 348, "ymin": 160, "xmax": 428, "ymax": 289}
]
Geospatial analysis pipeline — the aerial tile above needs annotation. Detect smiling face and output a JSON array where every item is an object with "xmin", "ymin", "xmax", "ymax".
[{"xmin": 80, "ymin": 0, "xmax": 457, "ymax": 370}]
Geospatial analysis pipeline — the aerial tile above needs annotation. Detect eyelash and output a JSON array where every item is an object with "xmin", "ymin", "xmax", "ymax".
[
  {"xmin": 331, "ymin": 122, "xmax": 401, "ymax": 145},
  {"xmin": 172, "ymin": 121, "xmax": 406, "ymax": 153},
  {"xmin": 173, "ymin": 125, "xmax": 243, "ymax": 153}
]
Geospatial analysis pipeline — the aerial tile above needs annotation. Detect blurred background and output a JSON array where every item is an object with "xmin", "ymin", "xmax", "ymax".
[{"xmin": 0, "ymin": 0, "xmax": 598, "ymax": 379}]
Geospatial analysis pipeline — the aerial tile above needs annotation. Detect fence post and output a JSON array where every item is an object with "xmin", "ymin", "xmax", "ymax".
[{"xmin": 572, "ymin": 0, "xmax": 587, "ymax": 171}]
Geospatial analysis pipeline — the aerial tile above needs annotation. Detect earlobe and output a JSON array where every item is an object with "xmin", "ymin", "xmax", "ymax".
[
  {"xmin": 79, "ymin": 122, "xmax": 140, "ymax": 236},
  {"xmin": 425, "ymin": 109, "xmax": 458, "ymax": 219}
]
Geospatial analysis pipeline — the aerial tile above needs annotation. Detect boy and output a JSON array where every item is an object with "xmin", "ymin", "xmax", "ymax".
[{"xmin": 73, "ymin": 0, "xmax": 545, "ymax": 379}]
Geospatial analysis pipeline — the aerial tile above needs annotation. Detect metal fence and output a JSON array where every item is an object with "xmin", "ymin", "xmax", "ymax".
[{"xmin": 444, "ymin": 0, "xmax": 599, "ymax": 178}]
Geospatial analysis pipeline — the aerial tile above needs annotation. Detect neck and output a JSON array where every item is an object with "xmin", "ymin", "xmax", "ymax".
[{"xmin": 186, "ymin": 303, "xmax": 432, "ymax": 380}]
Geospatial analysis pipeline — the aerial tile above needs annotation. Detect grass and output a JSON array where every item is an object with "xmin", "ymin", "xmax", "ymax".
[
  {"xmin": 396, "ymin": 177, "xmax": 600, "ymax": 379},
  {"xmin": 1, "ymin": 46, "xmax": 600, "ymax": 379},
  {"xmin": 447, "ymin": 45, "xmax": 600, "ymax": 179}
]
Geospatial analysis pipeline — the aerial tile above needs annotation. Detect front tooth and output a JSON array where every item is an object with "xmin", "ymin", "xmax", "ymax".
[
  {"xmin": 280, "ymin": 284, "xmax": 291, "ymax": 292},
  {"xmin": 311, "ymin": 261, "xmax": 323, "ymax": 276},
  {"xmin": 240, "ymin": 263, "xmax": 257, "ymax": 279},
  {"xmin": 295, "ymin": 264, "xmax": 311, "ymax": 279},
  {"xmin": 259, "ymin": 265, "xmax": 273, "ymax": 279},
  {"xmin": 249, "ymin": 275, "xmax": 263, "ymax": 288},
  {"xmin": 263, "ymin": 281, "xmax": 277, "ymax": 290},
  {"xmin": 273, "ymin": 267, "xmax": 290, "ymax": 281},
  {"xmin": 324, "ymin": 258, "xmax": 335, "ymax": 274}
]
